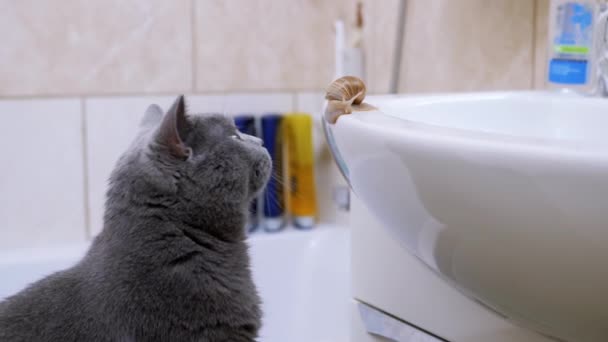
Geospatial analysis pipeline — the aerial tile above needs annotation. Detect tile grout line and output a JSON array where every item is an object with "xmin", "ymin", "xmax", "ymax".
[
  {"xmin": 531, "ymin": 0, "xmax": 539, "ymax": 89},
  {"xmin": 191, "ymin": 0, "xmax": 197, "ymax": 92},
  {"xmin": 80, "ymin": 97, "xmax": 92, "ymax": 240}
]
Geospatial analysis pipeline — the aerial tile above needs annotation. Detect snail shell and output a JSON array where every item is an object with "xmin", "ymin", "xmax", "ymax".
[
  {"xmin": 324, "ymin": 76, "xmax": 376, "ymax": 124},
  {"xmin": 325, "ymin": 76, "xmax": 366, "ymax": 104}
]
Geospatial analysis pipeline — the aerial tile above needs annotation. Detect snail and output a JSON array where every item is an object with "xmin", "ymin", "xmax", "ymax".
[{"xmin": 324, "ymin": 76, "xmax": 376, "ymax": 124}]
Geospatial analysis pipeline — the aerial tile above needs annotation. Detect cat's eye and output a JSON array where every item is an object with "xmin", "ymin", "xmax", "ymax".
[{"xmin": 231, "ymin": 132, "xmax": 244, "ymax": 141}]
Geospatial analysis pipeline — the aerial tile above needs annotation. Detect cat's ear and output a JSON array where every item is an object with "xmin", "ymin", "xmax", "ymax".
[
  {"xmin": 156, "ymin": 95, "xmax": 192, "ymax": 160},
  {"xmin": 140, "ymin": 104, "xmax": 163, "ymax": 128}
]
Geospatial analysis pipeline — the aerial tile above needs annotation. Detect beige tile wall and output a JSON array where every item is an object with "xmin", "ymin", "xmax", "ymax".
[
  {"xmin": 399, "ymin": 0, "xmax": 537, "ymax": 93},
  {"xmin": 194, "ymin": 0, "xmax": 400, "ymax": 93},
  {"xmin": 0, "ymin": 0, "xmax": 193, "ymax": 96},
  {"xmin": 0, "ymin": 0, "xmax": 548, "ymax": 97},
  {"xmin": 0, "ymin": 0, "xmax": 400, "ymax": 95}
]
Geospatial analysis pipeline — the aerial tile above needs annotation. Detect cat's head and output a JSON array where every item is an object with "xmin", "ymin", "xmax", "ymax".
[{"xmin": 108, "ymin": 95, "xmax": 271, "ymax": 236}]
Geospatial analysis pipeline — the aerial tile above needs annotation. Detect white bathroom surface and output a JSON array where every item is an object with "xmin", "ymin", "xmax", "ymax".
[
  {"xmin": 0, "ymin": 225, "xmax": 350, "ymax": 342},
  {"xmin": 325, "ymin": 90, "xmax": 608, "ymax": 342}
]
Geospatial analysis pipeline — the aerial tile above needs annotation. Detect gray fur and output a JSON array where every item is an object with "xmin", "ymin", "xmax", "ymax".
[{"xmin": 0, "ymin": 95, "xmax": 271, "ymax": 341}]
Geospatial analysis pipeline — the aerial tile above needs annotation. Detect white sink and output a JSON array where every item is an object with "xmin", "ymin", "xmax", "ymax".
[{"xmin": 324, "ymin": 91, "xmax": 608, "ymax": 342}]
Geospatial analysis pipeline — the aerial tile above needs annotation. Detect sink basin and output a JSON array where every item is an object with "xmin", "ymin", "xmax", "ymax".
[{"xmin": 323, "ymin": 91, "xmax": 608, "ymax": 342}]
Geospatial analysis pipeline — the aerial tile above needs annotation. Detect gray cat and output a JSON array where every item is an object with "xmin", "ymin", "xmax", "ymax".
[{"xmin": 0, "ymin": 95, "xmax": 271, "ymax": 341}]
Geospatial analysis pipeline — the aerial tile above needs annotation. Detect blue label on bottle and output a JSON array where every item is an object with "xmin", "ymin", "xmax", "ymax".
[
  {"xmin": 548, "ymin": 58, "xmax": 588, "ymax": 84},
  {"xmin": 554, "ymin": 3, "xmax": 593, "ymax": 46}
]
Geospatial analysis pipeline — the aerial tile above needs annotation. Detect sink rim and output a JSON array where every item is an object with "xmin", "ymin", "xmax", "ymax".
[{"xmin": 346, "ymin": 91, "xmax": 608, "ymax": 164}]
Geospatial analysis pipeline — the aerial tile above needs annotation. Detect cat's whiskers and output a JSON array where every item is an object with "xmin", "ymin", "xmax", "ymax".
[
  {"xmin": 268, "ymin": 168, "xmax": 314, "ymax": 201},
  {"xmin": 270, "ymin": 173, "xmax": 287, "ymax": 187},
  {"xmin": 263, "ymin": 187, "xmax": 284, "ymax": 211}
]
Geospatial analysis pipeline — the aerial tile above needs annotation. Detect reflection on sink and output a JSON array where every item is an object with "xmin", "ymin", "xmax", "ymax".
[{"xmin": 324, "ymin": 91, "xmax": 608, "ymax": 342}]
